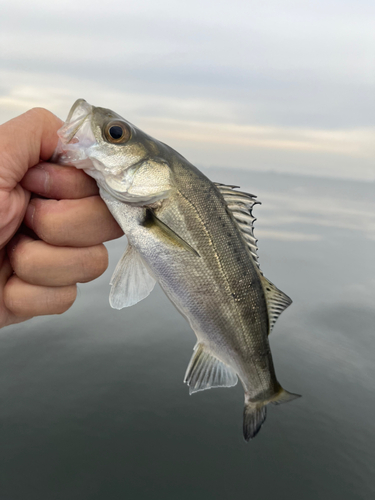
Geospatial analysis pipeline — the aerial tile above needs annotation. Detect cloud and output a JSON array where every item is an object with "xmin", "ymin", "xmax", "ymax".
[
  {"xmin": 1, "ymin": 1, "xmax": 374, "ymax": 181},
  {"xmin": 0, "ymin": 71, "xmax": 374, "ymax": 182}
]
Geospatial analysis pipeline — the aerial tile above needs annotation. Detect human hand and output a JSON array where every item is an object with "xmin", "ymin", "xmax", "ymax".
[{"xmin": 0, "ymin": 108, "xmax": 123, "ymax": 329}]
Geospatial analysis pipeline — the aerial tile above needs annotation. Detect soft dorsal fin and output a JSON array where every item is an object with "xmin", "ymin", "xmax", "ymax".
[
  {"xmin": 109, "ymin": 244, "xmax": 156, "ymax": 309},
  {"xmin": 184, "ymin": 343, "xmax": 238, "ymax": 394},
  {"xmin": 214, "ymin": 183, "xmax": 261, "ymax": 269},
  {"xmin": 260, "ymin": 275, "xmax": 292, "ymax": 334}
]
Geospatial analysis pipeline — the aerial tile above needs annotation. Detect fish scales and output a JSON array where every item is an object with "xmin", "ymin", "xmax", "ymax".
[
  {"xmin": 53, "ymin": 99, "xmax": 300, "ymax": 440},
  {"xmin": 154, "ymin": 162, "xmax": 270, "ymax": 370}
]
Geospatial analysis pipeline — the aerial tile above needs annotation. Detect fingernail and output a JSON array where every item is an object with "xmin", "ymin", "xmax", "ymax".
[
  {"xmin": 27, "ymin": 164, "xmax": 51, "ymax": 195},
  {"xmin": 25, "ymin": 203, "xmax": 35, "ymax": 230}
]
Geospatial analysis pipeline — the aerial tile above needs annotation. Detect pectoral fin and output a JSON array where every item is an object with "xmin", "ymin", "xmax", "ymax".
[
  {"xmin": 109, "ymin": 244, "xmax": 156, "ymax": 309},
  {"xmin": 145, "ymin": 210, "xmax": 200, "ymax": 256}
]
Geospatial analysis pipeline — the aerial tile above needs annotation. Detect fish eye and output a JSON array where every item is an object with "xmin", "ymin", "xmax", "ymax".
[{"xmin": 104, "ymin": 121, "xmax": 131, "ymax": 144}]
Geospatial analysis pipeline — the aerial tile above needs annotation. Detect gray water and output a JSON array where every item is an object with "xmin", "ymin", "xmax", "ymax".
[{"xmin": 1, "ymin": 169, "xmax": 374, "ymax": 500}]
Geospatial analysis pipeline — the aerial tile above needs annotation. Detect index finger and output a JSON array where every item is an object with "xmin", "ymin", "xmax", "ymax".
[
  {"xmin": 0, "ymin": 108, "xmax": 63, "ymax": 191},
  {"xmin": 21, "ymin": 162, "xmax": 99, "ymax": 200}
]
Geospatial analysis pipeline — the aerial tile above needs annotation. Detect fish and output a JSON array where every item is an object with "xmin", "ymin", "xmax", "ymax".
[{"xmin": 53, "ymin": 99, "xmax": 300, "ymax": 440}]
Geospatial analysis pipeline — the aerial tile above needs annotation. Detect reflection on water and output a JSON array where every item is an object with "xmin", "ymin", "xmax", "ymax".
[{"xmin": 1, "ymin": 170, "xmax": 374, "ymax": 499}]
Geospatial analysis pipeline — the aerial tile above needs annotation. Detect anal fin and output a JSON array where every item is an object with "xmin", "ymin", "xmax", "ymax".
[
  {"xmin": 184, "ymin": 344, "xmax": 238, "ymax": 394},
  {"xmin": 109, "ymin": 244, "xmax": 156, "ymax": 309}
]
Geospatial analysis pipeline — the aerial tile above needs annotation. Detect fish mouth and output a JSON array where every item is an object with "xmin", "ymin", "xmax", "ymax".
[
  {"xmin": 52, "ymin": 99, "xmax": 96, "ymax": 168},
  {"xmin": 58, "ymin": 99, "xmax": 93, "ymax": 145}
]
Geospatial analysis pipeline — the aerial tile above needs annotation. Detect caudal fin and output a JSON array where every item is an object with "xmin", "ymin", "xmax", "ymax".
[
  {"xmin": 243, "ymin": 403, "xmax": 267, "ymax": 441},
  {"xmin": 271, "ymin": 387, "xmax": 301, "ymax": 405},
  {"xmin": 243, "ymin": 387, "xmax": 301, "ymax": 441}
]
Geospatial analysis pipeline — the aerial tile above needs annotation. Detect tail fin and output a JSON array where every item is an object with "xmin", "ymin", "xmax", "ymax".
[
  {"xmin": 243, "ymin": 388, "xmax": 301, "ymax": 441},
  {"xmin": 271, "ymin": 387, "xmax": 301, "ymax": 405},
  {"xmin": 243, "ymin": 402, "xmax": 267, "ymax": 441}
]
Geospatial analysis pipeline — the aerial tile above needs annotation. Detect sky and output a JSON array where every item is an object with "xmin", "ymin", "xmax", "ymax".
[{"xmin": 0, "ymin": 0, "xmax": 374, "ymax": 181}]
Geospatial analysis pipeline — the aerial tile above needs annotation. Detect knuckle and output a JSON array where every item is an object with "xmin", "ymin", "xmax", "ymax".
[{"xmin": 25, "ymin": 107, "xmax": 55, "ymax": 122}]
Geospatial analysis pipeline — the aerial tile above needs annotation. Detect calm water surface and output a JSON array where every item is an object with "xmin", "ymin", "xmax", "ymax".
[{"xmin": 1, "ymin": 169, "xmax": 374, "ymax": 499}]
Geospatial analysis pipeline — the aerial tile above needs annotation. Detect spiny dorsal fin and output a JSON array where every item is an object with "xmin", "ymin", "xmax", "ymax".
[
  {"xmin": 184, "ymin": 343, "xmax": 238, "ymax": 395},
  {"xmin": 260, "ymin": 275, "xmax": 292, "ymax": 334},
  {"xmin": 214, "ymin": 182, "xmax": 261, "ymax": 269}
]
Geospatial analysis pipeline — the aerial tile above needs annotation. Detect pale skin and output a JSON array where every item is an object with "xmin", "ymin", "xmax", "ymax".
[{"xmin": 0, "ymin": 108, "xmax": 123, "ymax": 329}]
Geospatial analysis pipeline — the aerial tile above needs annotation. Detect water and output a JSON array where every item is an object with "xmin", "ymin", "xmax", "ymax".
[{"xmin": 1, "ymin": 169, "xmax": 374, "ymax": 499}]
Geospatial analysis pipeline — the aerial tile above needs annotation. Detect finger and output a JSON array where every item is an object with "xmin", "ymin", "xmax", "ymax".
[
  {"xmin": 24, "ymin": 196, "xmax": 123, "ymax": 247},
  {"xmin": 8, "ymin": 234, "xmax": 108, "ymax": 287},
  {"xmin": 0, "ymin": 183, "xmax": 31, "ymax": 251},
  {"xmin": 21, "ymin": 162, "xmax": 99, "ymax": 200},
  {"xmin": 0, "ymin": 249, "xmax": 29, "ymax": 328},
  {"xmin": 0, "ymin": 248, "xmax": 12, "ymax": 291},
  {"xmin": 0, "ymin": 109, "xmax": 63, "ymax": 190},
  {"xmin": 4, "ymin": 275, "xmax": 77, "ymax": 318}
]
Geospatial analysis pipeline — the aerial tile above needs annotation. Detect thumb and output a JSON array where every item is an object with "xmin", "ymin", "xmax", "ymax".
[{"xmin": 0, "ymin": 108, "xmax": 63, "ymax": 191}]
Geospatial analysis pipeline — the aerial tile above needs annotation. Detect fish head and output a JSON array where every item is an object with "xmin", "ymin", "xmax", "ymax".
[{"xmin": 53, "ymin": 99, "xmax": 172, "ymax": 204}]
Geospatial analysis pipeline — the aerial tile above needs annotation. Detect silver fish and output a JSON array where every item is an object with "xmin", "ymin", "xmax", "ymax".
[{"xmin": 53, "ymin": 99, "xmax": 300, "ymax": 440}]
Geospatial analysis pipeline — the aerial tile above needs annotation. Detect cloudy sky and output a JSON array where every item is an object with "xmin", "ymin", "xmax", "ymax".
[{"xmin": 1, "ymin": 0, "xmax": 374, "ymax": 180}]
